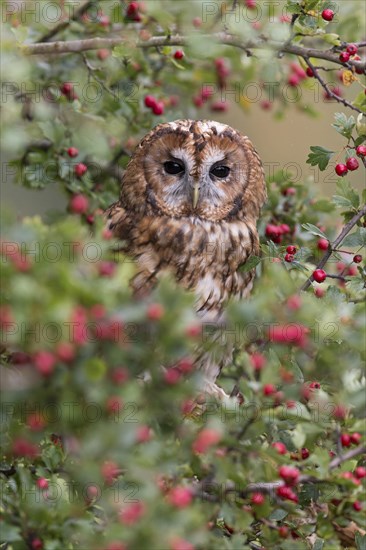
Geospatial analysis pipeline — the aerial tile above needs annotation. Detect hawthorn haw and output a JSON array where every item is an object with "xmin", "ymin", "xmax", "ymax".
[
  {"xmin": 272, "ymin": 442, "xmax": 287, "ymax": 454},
  {"xmin": 263, "ymin": 383, "xmax": 276, "ymax": 396},
  {"xmin": 335, "ymin": 163, "xmax": 348, "ymax": 176},
  {"xmin": 74, "ymin": 163, "xmax": 88, "ymax": 177},
  {"xmin": 354, "ymin": 467, "xmax": 366, "ymax": 479},
  {"xmin": 152, "ymin": 101, "xmax": 165, "ymax": 115},
  {"xmin": 36, "ymin": 478, "xmax": 49, "ymax": 490},
  {"xmin": 174, "ymin": 50, "xmax": 184, "ymax": 60},
  {"xmin": 67, "ymin": 147, "xmax": 79, "ymax": 158},
  {"xmin": 356, "ymin": 145, "xmax": 366, "ymax": 157},
  {"xmin": 353, "ymin": 254, "xmax": 362, "ymax": 263},
  {"xmin": 286, "ymin": 245, "xmax": 297, "ymax": 255},
  {"xmin": 353, "ymin": 501, "xmax": 363, "ymax": 512},
  {"xmin": 313, "ymin": 269, "xmax": 327, "ymax": 283},
  {"xmin": 346, "ymin": 44, "xmax": 358, "ymax": 55},
  {"xmin": 168, "ymin": 486, "xmax": 193, "ymax": 508},
  {"xmin": 284, "ymin": 253, "xmax": 294, "ymax": 262},
  {"xmin": 251, "ymin": 492, "xmax": 265, "ymax": 505},
  {"xmin": 33, "ymin": 351, "xmax": 56, "ymax": 376},
  {"xmin": 340, "ymin": 433, "xmax": 351, "ymax": 447},
  {"xmin": 147, "ymin": 303, "xmax": 164, "ymax": 320},
  {"xmin": 321, "ymin": 9, "xmax": 334, "ymax": 21},
  {"xmin": 278, "ymin": 526, "xmax": 289, "ymax": 538},
  {"xmin": 339, "ymin": 52, "xmax": 350, "ymax": 63},
  {"xmin": 306, "ymin": 67, "xmax": 314, "ymax": 77},
  {"xmin": 192, "ymin": 428, "xmax": 221, "ymax": 453},
  {"xmin": 350, "ymin": 432, "xmax": 362, "ymax": 444},
  {"xmin": 317, "ymin": 238, "xmax": 329, "ymax": 251},
  {"xmin": 346, "ymin": 157, "xmax": 359, "ymax": 171},
  {"xmin": 69, "ymin": 194, "xmax": 89, "ymax": 214},
  {"xmin": 279, "ymin": 465, "xmax": 300, "ymax": 486}
]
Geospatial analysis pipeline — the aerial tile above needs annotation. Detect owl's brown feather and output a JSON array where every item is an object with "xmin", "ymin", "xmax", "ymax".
[{"xmin": 106, "ymin": 120, "xmax": 266, "ymax": 396}]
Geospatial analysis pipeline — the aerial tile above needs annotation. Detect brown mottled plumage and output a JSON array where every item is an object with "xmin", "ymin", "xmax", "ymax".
[{"xmin": 106, "ymin": 120, "xmax": 266, "ymax": 397}]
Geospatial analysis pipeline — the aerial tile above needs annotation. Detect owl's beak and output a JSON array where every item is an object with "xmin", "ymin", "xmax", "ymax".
[{"xmin": 192, "ymin": 182, "xmax": 200, "ymax": 209}]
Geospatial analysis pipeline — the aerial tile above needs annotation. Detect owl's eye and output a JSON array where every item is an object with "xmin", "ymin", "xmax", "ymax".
[
  {"xmin": 164, "ymin": 161, "xmax": 185, "ymax": 175},
  {"xmin": 210, "ymin": 165, "xmax": 230, "ymax": 179}
]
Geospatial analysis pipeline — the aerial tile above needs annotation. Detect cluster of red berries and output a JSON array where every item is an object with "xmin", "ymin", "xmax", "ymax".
[
  {"xmin": 335, "ymin": 145, "xmax": 366, "ymax": 176},
  {"xmin": 340, "ymin": 432, "xmax": 362, "ymax": 447},
  {"xmin": 144, "ymin": 95, "xmax": 165, "ymax": 115},
  {"xmin": 126, "ymin": 2, "xmax": 142, "ymax": 22},
  {"xmin": 284, "ymin": 244, "xmax": 297, "ymax": 263},
  {"xmin": 265, "ymin": 222, "xmax": 291, "ymax": 244},
  {"xmin": 339, "ymin": 43, "xmax": 358, "ymax": 64}
]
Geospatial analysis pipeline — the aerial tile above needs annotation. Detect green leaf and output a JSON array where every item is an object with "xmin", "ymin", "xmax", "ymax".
[
  {"xmin": 342, "ymin": 228, "xmax": 366, "ymax": 247},
  {"xmin": 332, "ymin": 112, "xmax": 356, "ymax": 139},
  {"xmin": 356, "ymin": 532, "xmax": 366, "ymax": 550},
  {"xmin": 238, "ymin": 256, "xmax": 261, "ymax": 273},
  {"xmin": 322, "ymin": 33, "xmax": 341, "ymax": 46},
  {"xmin": 0, "ymin": 524, "xmax": 22, "ymax": 542},
  {"xmin": 353, "ymin": 91, "xmax": 366, "ymax": 111},
  {"xmin": 268, "ymin": 508, "xmax": 288, "ymax": 521},
  {"xmin": 313, "ymin": 539, "xmax": 325, "ymax": 550},
  {"xmin": 306, "ymin": 146, "xmax": 334, "ymax": 171},
  {"xmin": 333, "ymin": 180, "xmax": 360, "ymax": 210},
  {"xmin": 301, "ymin": 223, "xmax": 328, "ymax": 239}
]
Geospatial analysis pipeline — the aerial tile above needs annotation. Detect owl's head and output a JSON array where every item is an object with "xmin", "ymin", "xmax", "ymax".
[{"xmin": 121, "ymin": 120, "xmax": 266, "ymax": 222}]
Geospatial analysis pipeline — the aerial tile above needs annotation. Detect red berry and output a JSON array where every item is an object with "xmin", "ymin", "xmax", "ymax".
[
  {"xmin": 69, "ymin": 194, "xmax": 89, "ymax": 214},
  {"xmin": 99, "ymin": 14, "xmax": 110, "ymax": 27},
  {"xmin": 211, "ymin": 100, "xmax": 229, "ymax": 112},
  {"xmin": 97, "ymin": 49, "xmax": 110, "ymax": 61},
  {"xmin": 31, "ymin": 539, "xmax": 43, "ymax": 550},
  {"xmin": 276, "ymin": 485, "xmax": 298, "ymax": 502},
  {"xmin": 286, "ymin": 245, "xmax": 297, "ymax": 255},
  {"xmin": 333, "ymin": 405, "xmax": 347, "ymax": 420},
  {"xmin": 356, "ymin": 145, "xmax": 366, "ymax": 157},
  {"xmin": 278, "ymin": 526, "xmax": 289, "ymax": 538},
  {"xmin": 353, "ymin": 254, "xmax": 362, "ymax": 263},
  {"xmin": 168, "ymin": 486, "xmax": 193, "ymax": 508},
  {"xmin": 251, "ymin": 492, "xmax": 265, "ymax": 505},
  {"xmin": 354, "ymin": 467, "xmax": 366, "ymax": 479},
  {"xmin": 263, "ymin": 383, "xmax": 276, "ymax": 396},
  {"xmin": 284, "ymin": 254, "xmax": 294, "ymax": 263},
  {"xmin": 33, "ymin": 351, "xmax": 56, "ymax": 376},
  {"xmin": 152, "ymin": 101, "xmax": 165, "ymax": 115},
  {"xmin": 315, "ymin": 287, "xmax": 325, "ymax": 298},
  {"xmin": 173, "ymin": 50, "xmax": 184, "ymax": 60},
  {"xmin": 346, "ymin": 44, "xmax": 358, "ymax": 55},
  {"xmin": 282, "ymin": 187, "xmax": 296, "ymax": 196},
  {"xmin": 313, "ymin": 269, "xmax": 327, "ymax": 283},
  {"xmin": 339, "ymin": 52, "xmax": 350, "ymax": 63},
  {"xmin": 309, "ymin": 381, "xmax": 321, "ymax": 390},
  {"xmin": 245, "ymin": 0, "xmax": 256, "ymax": 8},
  {"xmin": 301, "ymin": 448, "xmax": 310, "ymax": 459},
  {"xmin": 192, "ymin": 428, "xmax": 221, "ymax": 453},
  {"xmin": 144, "ymin": 95, "xmax": 157, "ymax": 108},
  {"xmin": 279, "ymin": 465, "xmax": 300, "ymax": 486},
  {"xmin": 193, "ymin": 95, "xmax": 204, "ymax": 108},
  {"xmin": 170, "ymin": 539, "xmax": 195, "ymax": 550},
  {"xmin": 250, "ymin": 353, "xmax": 266, "ymax": 371},
  {"xmin": 346, "ymin": 157, "xmax": 359, "ymax": 171},
  {"xmin": 341, "ymin": 433, "xmax": 351, "ymax": 447},
  {"xmin": 126, "ymin": 2, "xmax": 139, "ymax": 17},
  {"xmin": 136, "ymin": 425, "xmax": 152, "ymax": 443},
  {"xmin": 60, "ymin": 82, "xmax": 76, "ymax": 100},
  {"xmin": 290, "ymin": 63, "xmax": 307, "ymax": 80},
  {"xmin": 36, "ymin": 477, "xmax": 49, "ymax": 490},
  {"xmin": 74, "ymin": 163, "xmax": 87, "ymax": 177},
  {"xmin": 272, "ymin": 442, "xmax": 287, "ymax": 455},
  {"xmin": 353, "ymin": 501, "xmax": 363, "ymax": 512},
  {"xmin": 260, "ymin": 100, "xmax": 272, "ymax": 110},
  {"xmin": 101, "ymin": 461, "xmax": 119, "ymax": 485},
  {"xmin": 306, "ymin": 67, "xmax": 314, "ymax": 77},
  {"xmin": 335, "ymin": 163, "xmax": 348, "ymax": 176},
  {"xmin": 147, "ymin": 303, "xmax": 164, "ymax": 320},
  {"xmin": 350, "ymin": 432, "xmax": 362, "ymax": 445},
  {"xmin": 317, "ymin": 238, "xmax": 329, "ymax": 251},
  {"xmin": 322, "ymin": 9, "xmax": 334, "ymax": 21},
  {"xmin": 56, "ymin": 342, "xmax": 75, "ymax": 363},
  {"xmin": 119, "ymin": 502, "xmax": 145, "ymax": 525},
  {"xmin": 98, "ymin": 261, "xmax": 116, "ymax": 277},
  {"xmin": 347, "ymin": 265, "xmax": 358, "ymax": 277},
  {"xmin": 164, "ymin": 368, "xmax": 181, "ymax": 385},
  {"xmin": 192, "ymin": 17, "xmax": 202, "ymax": 28},
  {"xmin": 67, "ymin": 147, "xmax": 79, "ymax": 158},
  {"xmin": 288, "ymin": 74, "xmax": 300, "ymax": 87}
]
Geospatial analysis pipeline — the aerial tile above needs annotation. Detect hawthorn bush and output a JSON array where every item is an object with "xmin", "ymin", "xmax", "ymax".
[{"xmin": 1, "ymin": 1, "xmax": 366, "ymax": 549}]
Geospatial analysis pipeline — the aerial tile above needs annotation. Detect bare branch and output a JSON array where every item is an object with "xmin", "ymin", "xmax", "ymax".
[
  {"xmin": 22, "ymin": 33, "xmax": 366, "ymax": 74},
  {"xmin": 300, "ymin": 204, "xmax": 366, "ymax": 292},
  {"xmin": 37, "ymin": 1, "xmax": 93, "ymax": 43}
]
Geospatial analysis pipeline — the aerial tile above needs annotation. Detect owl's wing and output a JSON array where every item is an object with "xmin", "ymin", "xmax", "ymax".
[{"xmin": 105, "ymin": 201, "xmax": 132, "ymax": 238}]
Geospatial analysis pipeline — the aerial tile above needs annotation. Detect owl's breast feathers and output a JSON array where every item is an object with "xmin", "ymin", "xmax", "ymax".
[{"xmin": 106, "ymin": 203, "xmax": 258, "ymax": 314}]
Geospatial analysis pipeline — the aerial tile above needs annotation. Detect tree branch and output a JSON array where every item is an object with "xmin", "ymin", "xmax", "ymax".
[
  {"xmin": 304, "ymin": 57, "xmax": 363, "ymax": 114},
  {"xmin": 329, "ymin": 445, "xmax": 366, "ymax": 470},
  {"xmin": 22, "ymin": 33, "xmax": 366, "ymax": 73},
  {"xmin": 300, "ymin": 204, "xmax": 366, "ymax": 292},
  {"xmin": 37, "ymin": 1, "xmax": 93, "ymax": 43}
]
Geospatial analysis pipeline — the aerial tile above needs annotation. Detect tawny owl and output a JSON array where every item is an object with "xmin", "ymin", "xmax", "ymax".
[{"xmin": 106, "ymin": 119, "xmax": 266, "ymax": 398}]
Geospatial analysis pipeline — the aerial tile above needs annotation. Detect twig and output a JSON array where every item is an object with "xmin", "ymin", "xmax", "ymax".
[
  {"xmin": 22, "ymin": 34, "xmax": 366, "ymax": 73},
  {"xmin": 81, "ymin": 53, "xmax": 120, "ymax": 101},
  {"xmin": 329, "ymin": 445, "xmax": 366, "ymax": 470},
  {"xmin": 37, "ymin": 1, "xmax": 93, "ymax": 43},
  {"xmin": 300, "ymin": 204, "xmax": 366, "ymax": 292},
  {"xmin": 304, "ymin": 57, "xmax": 363, "ymax": 114}
]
